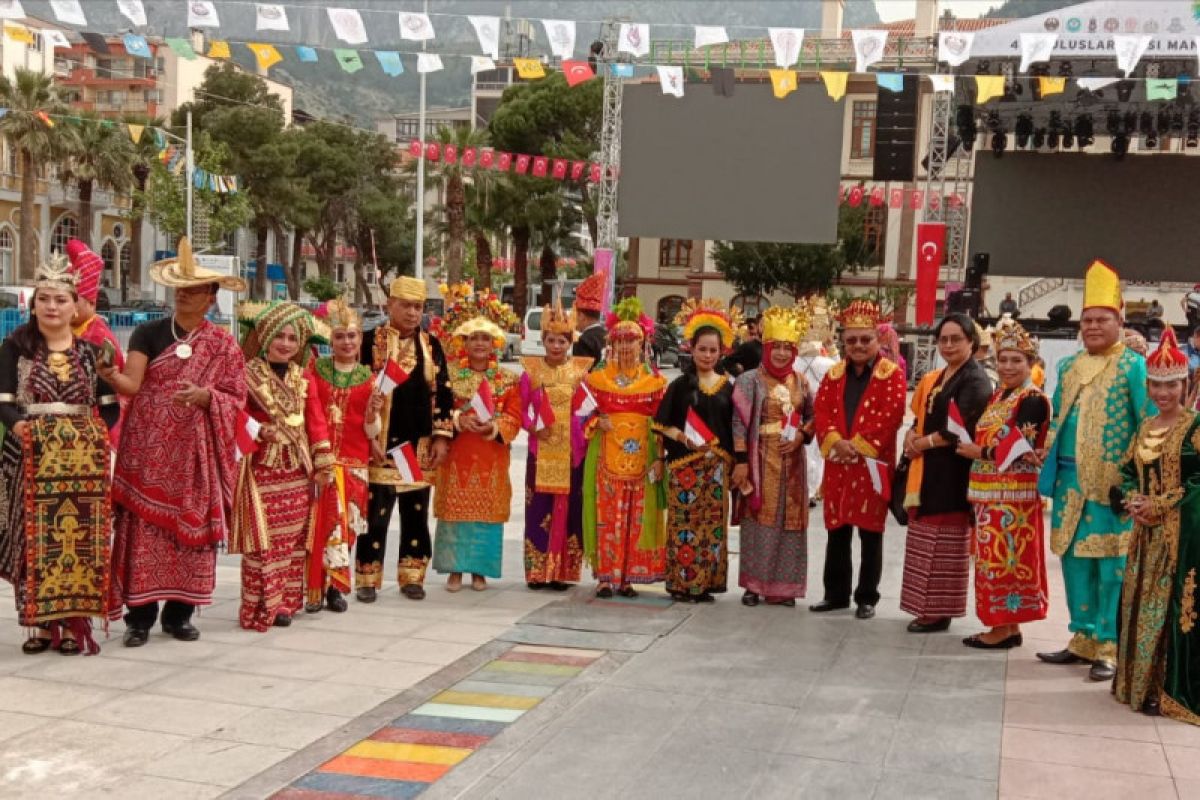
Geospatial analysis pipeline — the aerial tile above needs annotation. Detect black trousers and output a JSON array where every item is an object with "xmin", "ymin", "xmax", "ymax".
[
  {"xmin": 822, "ymin": 525, "xmax": 884, "ymax": 606},
  {"xmin": 358, "ymin": 484, "xmax": 432, "ymax": 587},
  {"xmin": 125, "ymin": 600, "xmax": 194, "ymax": 630}
]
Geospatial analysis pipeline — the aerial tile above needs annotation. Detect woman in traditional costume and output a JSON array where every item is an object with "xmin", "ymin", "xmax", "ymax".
[
  {"xmin": 0, "ymin": 256, "xmax": 119, "ymax": 654},
  {"xmin": 579, "ymin": 298, "xmax": 667, "ymax": 598},
  {"xmin": 232, "ymin": 302, "xmax": 334, "ymax": 631},
  {"xmin": 519, "ymin": 291, "xmax": 592, "ymax": 590},
  {"xmin": 957, "ymin": 317, "xmax": 1051, "ymax": 649},
  {"xmin": 307, "ymin": 299, "xmax": 382, "ymax": 613},
  {"xmin": 653, "ymin": 299, "xmax": 738, "ymax": 603},
  {"xmin": 731, "ymin": 305, "xmax": 814, "ymax": 607},
  {"xmin": 901, "ymin": 313, "xmax": 993, "ymax": 633},
  {"xmin": 431, "ymin": 287, "xmax": 522, "ymax": 592},
  {"xmin": 1114, "ymin": 329, "xmax": 1200, "ymax": 721}
]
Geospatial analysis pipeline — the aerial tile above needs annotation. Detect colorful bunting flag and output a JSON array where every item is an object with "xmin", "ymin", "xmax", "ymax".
[
  {"xmin": 515, "ymin": 154, "xmax": 531, "ymax": 174},
  {"xmin": 610, "ymin": 63, "xmax": 635, "ymax": 79},
  {"xmin": 928, "ymin": 74, "xmax": 955, "ymax": 93},
  {"xmin": 821, "ymin": 71, "xmax": 848, "ymax": 102},
  {"xmin": 255, "ymin": 3, "xmax": 289, "ymax": 32},
  {"xmin": 375, "ymin": 51, "xmax": 404, "ymax": 77},
  {"xmin": 417, "ymin": 53, "xmax": 443, "ymax": 74},
  {"xmin": 119, "ymin": 33, "xmax": 150, "ymax": 59},
  {"xmin": 0, "ymin": 1, "xmax": 24, "ymax": 20},
  {"xmin": 4, "ymin": 24, "xmax": 33, "ymax": 45},
  {"xmin": 247, "ymin": 43, "xmax": 282, "ymax": 71},
  {"xmin": 1147, "ymin": 78, "xmax": 1179, "ymax": 101},
  {"xmin": 974, "ymin": 75, "xmax": 1005, "ymax": 103},
  {"xmin": 187, "ymin": 0, "xmax": 219, "ymax": 29},
  {"xmin": 165, "ymin": 38, "xmax": 197, "ymax": 61},
  {"xmin": 49, "ymin": 0, "xmax": 86, "ymax": 26},
  {"xmin": 117, "ymin": 0, "xmax": 146, "ymax": 27},
  {"xmin": 769, "ymin": 69, "xmax": 797, "ymax": 99},
  {"xmin": 296, "ymin": 46, "xmax": 319, "ymax": 63},
  {"xmin": 36, "ymin": 110, "xmax": 53, "ymax": 128},
  {"xmin": 208, "ymin": 40, "xmax": 231, "ymax": 59},
  {"xmin": 532, "ymin": 156, "xmax": 548, "ymax": 177},
  {"xmin": 562, "ymin": 60, "xmax": 595, "ymax": 87},
  {"xmin": 618, "ymin": 23, "xmax": 650, "ymax": 58},
  {"xmin": 1077, "ymin": 76, "xmax": 1119, "ymax": 91},
  {"xmin": 514, "ymin": 58, "xmax": 546, "ymax": 79},
  {"xmin": 1114, "ymin": 34, "xmax": 1152, "ymax": 75},
  {"xmin": 468, "ymin": 15, "xmax": 500, "ymax": 59},
  {"xmin": 1038, "ymin": 76, "xmax": 1067, "ymax": 96},
  {"xmin": 768, "ymin": 28, "xmax": 804, "ymax": 68},
  {"xmin": 42, "ymin": 30, "xmax": 70, "ymax": 49},
  {"xmin": 471, "ymin": 56, "xmax": 496, "ymax": 74},
  {"xmin": 657, "ymin": 65, "xmax": 684, "ymax": 97},
  {"xmin": 542, "ymin": 19, "xmax": 576, "ymax": 59},
  {"xmin": 399, "ymin": 11, "xmax": 436, "ymax": 41},
  {"xmin": 1018, "ymin": 32, "xmax": 1058, "ymax": 73},
  {"xmin": 328, "ymin": 7, "xmax": 368, "ymax": 45},
  {"xmin": 876, "ymin": 73, "xmax": 904, "ymax": 93},
  {"xmin": 694, "ymin": 25, "xmax": 729, "ymax": 48},
  {"xmin": 938, "ymin": 31, "xmax": 974, "ymax": 67},
  {"xmin": 851, "ymin": 29, "xmax": 887, "ymax": 73},
  {"xmin": 334, "ymin": 49, "xmax": 363, "ymax": 74},
  {"xmin": 127, "ymin": 123, "xmax": 144, "ymax": 144}
]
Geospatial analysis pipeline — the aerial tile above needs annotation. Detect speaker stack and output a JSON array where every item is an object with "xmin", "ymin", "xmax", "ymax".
[{"xmin": 872, "ymin": 74, "xmax": 919, "ymax": 182}]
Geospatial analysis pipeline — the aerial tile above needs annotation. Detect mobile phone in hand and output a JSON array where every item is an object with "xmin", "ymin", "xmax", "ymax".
[{"xmin": 98, "ymin": 340, "xmax": 116, "ymax": 368}]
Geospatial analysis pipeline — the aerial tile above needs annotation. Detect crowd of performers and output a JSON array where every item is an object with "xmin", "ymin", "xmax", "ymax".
[{"xmin": 3, "ymin": 242, "xmax": 1200, "ymax": 726}]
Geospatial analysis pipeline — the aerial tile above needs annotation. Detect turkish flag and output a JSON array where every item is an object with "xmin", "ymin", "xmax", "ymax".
[
  {"xmin": 551, "ymin": 158, "xmax": 568, "ymax": 179},
  {"xmin": 915, "ymin": 222, "xmax": 946, "ymax": 326},
  {"xmin": 869, "ymin": 186, "xmax": 885, "ymax": 207},
  {"xmin": 948, "ymin": 192, "xmax": 964, "ymax": 209},
  {"xmin": 588, "ymin": 163, "xmax": 603, "ymax": 182},
  {"xmin": 928, "ymin": 194, "xmax": 942, "ymax": 212},
  {"xmin": 562, "ymin": 59, "xmax": 595, "ymax": 86},
  {"xmin": 444, "ymin": 144, "xmax": 458, "ymax": 164},
  {"xmin": 838, "ymin": 185, "xmax": 847, "ymax": 203},
  {"xmin": 497, "ymin": 152, "xmax": 513, "ymax": 171},
  {"xmin": 480, "ymin": 149, "xmax": 495, "ymax": 169},
  {"xmin": 570, "ymin": 160, "xmax": 586, "ymax": 180},
  {"xmin": 889, "ymin": 187, "xmax": 904, "ymax": 208},
  {"xmin": 462, "ymin": 147, "xmax": 477, "ymax": 167},
  {"xmin": 408, "ymin": 139, "xmax": 422, "ymax": 157},
  {"xmin": 425, "ymin": 142, "xmax": 441, "ymax": 161},
  {"xmin": 531, "ymin": 156, "xmax": 548, "ymax": 177},
  {"xmin": 848, "ymin": 186, "xmax": 864, "ymax": 207},
  {"xmin": 515, "ymin": 154, "xmax": 531, "ymax": 174},
  {"xmin": 908, "ymin": 189, "xmax": 924, "ymax": 210}
]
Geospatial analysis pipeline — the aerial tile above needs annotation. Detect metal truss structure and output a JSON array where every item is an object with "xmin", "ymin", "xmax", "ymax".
[{"xmin": 595, "ymin": 20, "xmax": 625, "ymax": 251}]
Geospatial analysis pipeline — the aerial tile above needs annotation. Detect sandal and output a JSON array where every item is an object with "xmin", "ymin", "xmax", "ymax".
[
  {"xmin": 618, "ymin": 586, "xmax": 638, "ymax": 598},
  {"xmin": 22, "ymin": 636, "xmax": 51, "ymax": 655},
  {"xmin": 446, "ymin": 573, "xmax": 463, "ymax": 593},
  {"xmin": 596, "ymin": 586, "xmax": 614, "ymax": 599},
  {"xmin": 57, "ymin": 638, "xmax": 81, "ymax": 656},
  {"xmin": 471, "ymin": 575, "xmax": 487, "ymax": 592}
]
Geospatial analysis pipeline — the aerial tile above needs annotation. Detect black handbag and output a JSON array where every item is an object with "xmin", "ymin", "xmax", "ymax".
[{"xmin": 890, "ymin": 457, "xmax": 910, "ymax": 526}]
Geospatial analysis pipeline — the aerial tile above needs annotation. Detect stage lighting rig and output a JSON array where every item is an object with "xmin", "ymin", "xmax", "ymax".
[
  {"xmin": 1032, "ymin": 128, "xmax": 1046, "ymax": 149},
  {"xmin": 1111, "ymin": 131, "xmax": 1129, "ymax": 159},
  {"xmin": 1015, "ymin": 114, "xmax": 1034, "ymax": 148},
  {"xmin": 1188, "ymin": 110, "xmax": 1199, "ymax": 147},
  {"xmin": 1158, "ymin": 108, "xmax": 1172, "ymax": 132},
  {"xmin": 955, "ymin": 105, "xmax": 978, "ymax": 151},
  {"xmin": 1074, "ymin": 114, "xmax": 1094, "ymax": 148},
  {"xmin": 1105, "ymin": 110, "xmax": 1122, "ymax": 136}
]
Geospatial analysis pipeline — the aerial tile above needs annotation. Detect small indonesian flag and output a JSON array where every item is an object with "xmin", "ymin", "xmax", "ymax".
[
  {"xmin": 375, "ymin": 360, "xmax": 408, "ymax": 394},
  {"xmin": 574, "ymin": 383, "xmax": 598, "ymax": 418},
  {"xmin": 946, "ymin": 398, "xmax": 971, "ymax": 444},
  {"xmin": 530, "ymin": 389, "xmax": 556, "ymax": 432},
  {"xmin": 388, "ymin": 442, "xmax": 424, "ymax": 483},
  {"xmin": 995, "ymin": 426, "xmax": 1034, "ymax": 472},
  {"xmin": 780, "ymin": 410, "xmax": 801, "ymax": 443},
  {"xmin": 235, "ymin": 409, "xmax": 261, "ymax": 462},
  {"xmin": 684, "ymin": 408, "xmax": 716, "ymax": 447},
  {"xmin": 469, "ymin": 379, "xmax": 495, "ymax": 422},
  {"xmin": 864, "ymin": 457, "xmax": 891, "ymax": 501}
]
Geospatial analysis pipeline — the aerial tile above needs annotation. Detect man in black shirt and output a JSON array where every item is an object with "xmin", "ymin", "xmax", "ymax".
[
  {"xmin": 721, "ymin": 317, "xmax": 762, "ymax": 376},
  {"xmin": 359, "ymin": 276, "xmax": 453, "ymax": 601},
  {"xmin": 572, "ymin": 272, "xmax": 607, "ymax": 365}
]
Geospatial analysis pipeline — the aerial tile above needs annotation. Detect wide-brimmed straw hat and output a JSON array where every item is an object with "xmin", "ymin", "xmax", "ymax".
[{"xmin": 150, "ymin": 237, "xmax": 247, "ymax": 292}]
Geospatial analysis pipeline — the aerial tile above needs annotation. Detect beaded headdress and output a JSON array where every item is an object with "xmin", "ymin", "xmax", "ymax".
[
  {"xmin": 439, "ymin": 281, "xmax": 517, "ymax": 360},
  {"xmin": 675, "ymin": 298, "xmax": 742, "ymax": 352},
  {"xmin": 574, "ymin": 271, "xmax": 606, "ymax": 313},
  {"xmin": 605, "ymin": 297, "xmax": 655, "ymax": 343},
  {"xmin": 1146, "ymin": 327, "xmax": 1189, "ymax": 383},
  {"xmin": 542, "ymin": 279, "xmax": 575, "ymax": 338},
  {"xmin": 34, "ymin": 253, "xmax": 78, "ymax": 293},
  {"xmin": 761, "ymin": 304, "xmax": 810, "ymax": 345},
  {"xmin": 992, "ymin": 314, "xmax": 1038, "ymax": 359},
  {"xmin": 318, "ymin": 297, "xmax": 361, "ymax": 331},
  {"xmin": 836, "ymin": 298, "xmax": 884, "ymax": 331},
  {"xmin": 237, "ymin": 300, "xmax": 329, "ymax": 366}
]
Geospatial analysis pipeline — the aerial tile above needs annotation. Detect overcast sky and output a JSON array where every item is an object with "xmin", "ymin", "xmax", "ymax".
[{"xmin": 874, "ymin": 0, "xmax": 1004, "ymax": 22}]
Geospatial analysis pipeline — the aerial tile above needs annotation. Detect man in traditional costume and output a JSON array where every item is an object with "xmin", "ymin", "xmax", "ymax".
[
  {"xmin": 811, "ymin": 299, "xmax": 907, "ymax": 620},
  {"xmin": 103, "ymin": 238, "xmax": 247, "ymax": 646},
  {"xmin": 572, "ymin": 272, "xmax": 608, "ymax": 365},
  {"xmin": 359, "ymin": 276, "xmax": 453, "ymax": 601},
  {"xmin": 1037, "ymin": 260, "xmax": 1149, "ymax": 681},
  {"xmin": 66, "ymin": 239, "xmax": 123, "ymax": 371}
]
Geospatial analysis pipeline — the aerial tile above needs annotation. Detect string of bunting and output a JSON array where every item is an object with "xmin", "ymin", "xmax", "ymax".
[
  {"xmin": 839, "ymin": 184, "xmax": 967, "ymax": 214},
  {"xmin": 407, "ymin": 139, "xmax": 610, "ymax": 183}
]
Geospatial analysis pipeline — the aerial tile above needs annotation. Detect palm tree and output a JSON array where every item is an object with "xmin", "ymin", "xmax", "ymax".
[
  {"xmin": 60, "ymin": 112, "xmax": 136, "ymax": 249},
  {"xmin": 0, "ymin": 68, "xmax": 71, "ymax": 279},
  {"xmin": 416, "ymin": 125, "xmax": 489, "ymax": 284},
  {"xmin": 124, "ymin": 115, "xmax": 166, "ymax": 296}
]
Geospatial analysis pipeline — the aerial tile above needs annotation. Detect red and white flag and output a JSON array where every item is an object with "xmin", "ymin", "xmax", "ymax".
[
  {"xmin": 530, "ymin": 389, "xmax": 556, "ymax": 432},
  {"xmin": 574, "ymin": 383, "xmax": 598, "ymax": 418},
  {"xmin": 683, "ymin": 408, "xmax": 716, "ymax": 447},
  {"xmin": 995, "ymin": 426, "xmax": 1034, "ymax": 472},
  {"xmin": 469, "ymin": 379, "xmax": 495, "ymax": 422},
  {"xmin": 864, "ymin": 457, "xmax": 891, "ymax": 500},
  {"xmin": 946, "ymin": 398, "xmax": 971, "ymax": 444},
  {"xmin": 388, "ymin": 442, "xmax": 424, "ymax": 483},
  {"xmin": 915, "ymin": 222, "xmax": 945, "ymax": 326},
  {"xmin": 375, "ymin": 360, "xmax": 408, "ymax": 394},
  {"xmin": 780, "ymin": 410, "xmax": 802, "ymax": 443},
  {"xmin": 235, "ymin": 409, "xmax": 261, "ymax": 462}
]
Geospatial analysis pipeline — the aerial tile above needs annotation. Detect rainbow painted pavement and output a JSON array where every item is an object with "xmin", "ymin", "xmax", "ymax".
[{"xmin": 273, "ymin": 644, "xmax": 604, "ymax": 799}]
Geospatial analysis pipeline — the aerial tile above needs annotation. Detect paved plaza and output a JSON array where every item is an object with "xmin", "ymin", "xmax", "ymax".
[{"xmin": 0, "ymin": 436, "xmax": 1196, "ymax": 799}]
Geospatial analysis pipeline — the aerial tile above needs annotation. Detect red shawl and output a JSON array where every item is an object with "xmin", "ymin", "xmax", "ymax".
[{"xmin": 111, "ymin": 321, "xmax": 246, "ymax": 548}]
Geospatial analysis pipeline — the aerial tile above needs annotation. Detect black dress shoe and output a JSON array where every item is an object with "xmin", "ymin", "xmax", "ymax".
[
  {"xmin": 1143, "ymin": 697, "xmax": 1162, "ymax": 716},
  {"xmin": 855, "ymin": 604, "xmax": 876, "ymax": 620},
  {"xmin": 1036, "ymin": 648, "xmax": 1088, "ymax": 665},
  {"xmin": 401, "ymin": 584, "xmax": 426, "ymax": 601},
  {"xmin": 356, "ymin": 586, "xmax": 377, "ymax": 603},
  {"xmin": 963, "ymin": 633, "xmax": 1023, "ymax": 650},
  {"xmin": 741, "ymin": 591, "xmax": 760, "ymax": 607},
  {"xmin": 907, "ymin": 618, "xmax": 952, "ymax": 633},
  {"xmin": 596, "ymin": 586, "xmax": 613, "ymax": 599},
  {"xmin": 1089, "ymin": 659, "xmax": 1116, "ymax": 682},
  {"xmin": 766, "ymin": 598, "xmax": 796, "ymax": 607},
  {"xmin": 325, "ymin": 588, "xmax": 348, "ymax": 613},
  {"xmin": 162, "ymin": 621, "xmax": 200, "ymax": 642},
  {"xmin": 304, "ymin": 601, "xmax": 323, "ymax": 614},
  {"xmin": 273, "ymin": 614, "xmax": 292, "ymax": 628},
  {"xmin": 810, "ymin": 600, "xmax": 850, "ymax": 613},
  {"xmin": 527, "ymin": 582, "xmax": 548, "ymax": 590},
  {"xmin": 123, "ymin": 627, "xmax": 149, "ymax": 647},
  {"xmin": 548, "ymin": 582, "xmax": 572, "ymax": 592}
]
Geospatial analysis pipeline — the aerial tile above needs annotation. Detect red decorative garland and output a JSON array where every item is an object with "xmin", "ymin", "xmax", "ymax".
[
  {"xmin": 840, "ymin": 183, "xmax": 965, "ymax": 212},
  {"xmin": 407, "ymin": 140, "xmax": 613, "ymax": 183}
]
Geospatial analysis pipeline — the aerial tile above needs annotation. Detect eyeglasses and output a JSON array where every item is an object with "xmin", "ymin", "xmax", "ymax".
[
  {"xmin": 843, "ymin": 335, "xmax": 875, "ymax": 346},
  {"xmin": 938, "ymin": 335, "xmax": 967, "ymax": 345}
]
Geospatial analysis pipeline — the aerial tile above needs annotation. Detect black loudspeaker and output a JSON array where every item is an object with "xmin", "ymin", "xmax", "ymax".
[
  {"xmin": 873, "ymin": 74, "xmax": 919, "ymax": 181},
  {"xmin": 966, "ymin": 252, "xmax": 990, "ymax": 288},
  {"xmin": 947, "ymin": 287, "xmax": 981, "ymax": 317}
]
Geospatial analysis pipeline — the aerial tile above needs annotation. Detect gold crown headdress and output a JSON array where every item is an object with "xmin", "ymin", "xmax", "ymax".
[
  {"xmin": 321, "ymin": 297, "xmax": 361, "ymax": 331},
  {"xmin": 992, "ymin": 314, "xmax": 1038, "ymax": 359},
  {"xmin": 1083, "ymin": 259, "xmax": 1123, "ymax": 313},
  {"xmin": 761, "ymin": 303, "xmax": 810, "ymax": 345},
  {"xmin": 34, "ymin": 253, "xmax": 78, "ymax": 292},
  {"xmin": 1146, "ymin": 327, "xmax": 1189, "ymax": 382},
  {"xmin": 675, "ymin": 298, "xmax": 742, "ymax": 352},
  {"xmin": 804, "ymin": 296, "xmax": 837, "ymax": 343},
  {"xmin": 439, "ymin": 281, "xmax": 518, "ymax": 360},
  {"xmin": 836, "ymin": 299, "xmax": 884, "ymax": 331},
  {"xmin": 542, "ymin": 277, "xmax": 575, "ymax": 338}
]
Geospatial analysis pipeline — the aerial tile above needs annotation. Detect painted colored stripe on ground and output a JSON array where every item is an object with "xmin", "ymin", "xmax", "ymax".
[
  {"xmin": 498, "ymin": 650, "xmax": 598, "ymax": 668},
  {"xmin": 371, "ymin": 726, "xmax": 492, "ymax": 749},
  {"xmin": 409, "ymin": 702, "xmax": 525, "ymax": 723},
  {"xmin": 479, "ymin": 659, "xmax": 582, "ymax": 677},
  {"xmin": 389, "ymin": 713, "xmax": 508, "ymax": 737},
  {"xmin": 432, "ymin": 690, "xmax": 541, "ymax": 710},
  {"xmin": 511, "ymin": 644, "xmax": 606, "ymax": 659},
  {"xmin": 321, "ymin": 754, "xmax": 450, "ymax": 783},
  {"xmin": 468, "ymin": 666, "xmax": 574, "ymax": 688},
  {"xmin": 272, "ymin": 788, "xmax": 366, "ymax": 800},
  {"xmin": 292, "ymin": 772, "xmax": 428, "ymax": 799},
  {"xmin": 344, "ymin": 740, "xmax": 472, "ymax": 766},
  {"xmin": 451, "ymin": 678, "xmax": 556, "ymax": 699}
]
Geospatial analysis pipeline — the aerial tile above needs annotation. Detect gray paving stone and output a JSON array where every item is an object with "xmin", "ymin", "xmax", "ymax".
[
  {"xmin": 750, "ymin": 754, "xmax": 883, "ymax": 800},
  {"xmin": 496, "ymin": 624, "xmax": 658, "ymax": 652},
  {"xmin": 615, "ymin": 741, "xmax": 768, "ymax": 800},
  {"xmin": 776, "ymin": 711, "xmax": 899, "ymax": 765},
  {"xmin": 515, "ymin": 599, "xmax": 693, "ymax": 636},
  {"xmin": 872, "ymin": 767, "xmax": 998, "ymax": 800},
  {"xmin": 884, "ymin": 719, "xmax": 1003, "ymax": 782},
  {"xmin": 673, "ymin": 698, "xmax": 798, "ymax": 753}
]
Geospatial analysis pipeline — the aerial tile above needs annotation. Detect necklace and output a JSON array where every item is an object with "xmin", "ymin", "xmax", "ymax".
[{"xmin": 171, "ymin": 316, "xmax": 197, "ymax": 359}]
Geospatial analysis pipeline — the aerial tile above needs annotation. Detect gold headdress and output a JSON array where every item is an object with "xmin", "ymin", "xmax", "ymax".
[
  {"xmin": 439, "ymin": 281, "xmax": 517, "ymax": 360},
  {"xmin": 992, "ymin": 314, "xmax": 1038, "ymax": 359},
  {"xmin": 761, "ymin": 304, "xmax": 810, "ymax": 345},
  {"xmin": 675, "ymin": 298, "xmax": 742, "ymax": 352},
  {"xmin": 321, "ymin": 297, "xmax": 361, "ymax": 331},
  {"xmin": 836, "ymin": 298, "xmax": 883, "ymax": 331},
  {"xmin": 34, "ymin": 253, "xmax": 78, "ymax": 293},
  {"xmin": 1146, "ymin": 327, "xmax": 1189, "ymax": 382},
  {"xmin": 542, "ymin": 278, "xmax": 575, "ymax": 338},
  {"xmin": 804, "ymin": 296, "xmax": 837, "ymax": 344},
  {"xmin": 389, "ymin": 275, "xmax": 426, "ymax": 302},
  {"xmin": 1082, "ymin": 259, "xmax": 1123, "ymax": 314}
]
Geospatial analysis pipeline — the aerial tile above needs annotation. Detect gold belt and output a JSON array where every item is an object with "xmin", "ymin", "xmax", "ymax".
[
  {"xmin": 759, "ymin": 421, "xmax": 783, "ymax": 435},
  {"xmin": 23, "ymin": 402, "xmax": 91, "ymax": 416}
]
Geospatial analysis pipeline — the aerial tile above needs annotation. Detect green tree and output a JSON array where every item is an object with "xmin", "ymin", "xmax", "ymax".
[
  {"xmin": 123, "ymin": 115, "xmax": 166, "ymax": 296},
  {"xmin": 59, "ymin": 113, "xmax": 136, "ymax": 248},
  {"xmin": 419, "ymin": 125, "xmax": 489, "ymax": 284},
  {"xmin": 0, "ymin": 68, "xmax": 72, "ymax": 278},
  {"xmin": 302, "ymin": 274, "xmax": 343, "ymax": 301}
]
